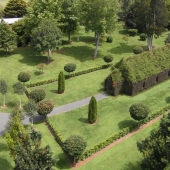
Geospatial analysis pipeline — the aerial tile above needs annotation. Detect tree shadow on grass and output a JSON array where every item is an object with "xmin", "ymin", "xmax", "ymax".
[
  {"xmin": 50, "ymin": 89, "xmax": 57, "ymax": 94},
  {"xmin": 54, "ymin": 153, "xmax": 70, "ymax": 169},
  {"xmin": 122, "ymin": 161, "xmax": 141, "ymax": 170},
  {"xmin": 165, "ymin": 97, "xmax": 170, "ymax": 103},
  {"xmin": 6, "ymin": 101, "xmax": 18, "ymax": 108},
  {"xmin": 118, "ymin": 119, "xmax": 136, "ymax": 129},
  {"xmin": 119, "ymin": 29, "xmax": 128, "ymax": 35},
  {"xmin": 78, "ymin": 118, "xmax": 87, "ymax": 124}
]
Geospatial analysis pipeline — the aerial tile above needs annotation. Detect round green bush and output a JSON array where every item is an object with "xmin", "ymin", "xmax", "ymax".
[
  {"xmin": 140, "ymin": 33, "xmax": 147, "ymax": 41},
  {"xmin": 37, "ymin": 100, "xmax": 54, "ymax": 117},
  {"xmin": 129, "ymin": 103, "xmax": 150, "ymax": 121},
  {"xmin": 133, "ymin": 46, "xmax": 143, "ymax": 54},
  {"xmin": 30, "ymin": 89, "xmax": 46, "ymax": 102},
  {"xmin": 106, "ymin": 35, "xmax": 113, "ymax": 43},
  {"xmin": 165, "ymin": 33, "xmax": 170, "ymax": 44},
  {"xmin": 18, "ymin": 72, "xmax": 31, "ymax": 83},
  {"xmin": 128, "ymin": 29, "xmax": 138, "ymax": 36},
  {"xmin": 103, "ymin": 55, "xmax": 113, "ymax": 63},
  {"xmin": 64, "ymin": 63, "xmax": 77, "ymax": 74}
]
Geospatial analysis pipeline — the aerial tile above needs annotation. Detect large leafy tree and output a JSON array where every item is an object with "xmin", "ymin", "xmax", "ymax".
[
  {"xmin": 134, "ymin": 0, "xmax": 169, "ymax": 51},
  {"xmin": 3, "ymin": 0, "xmax": 27, "ymax": 18},
  {"xmin": 0, "ymin": 19, "xmax": 17, "ymax": 53},
  {"xmin": 31, "ymin": 19, "xmax": 62, "ymax": 62},
  {"xmin": 60, "ymin": 0, "xmax": 79, "ymax": 43},
  {"xmin": 80, "ymin": 0, "xmax": 120, "ymax": 58}
]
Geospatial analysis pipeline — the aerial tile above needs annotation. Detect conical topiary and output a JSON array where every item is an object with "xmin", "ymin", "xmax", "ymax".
[
  {"xmin": 88, "ymin": 96, "xmax": 97, "ymax": 124},
  {"xmin": 58, "ymin": 71, "xmax": 65, "ymax": 93}
]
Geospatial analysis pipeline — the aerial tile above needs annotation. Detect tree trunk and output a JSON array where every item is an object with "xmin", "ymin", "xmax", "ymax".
[
  {"xmin": 73, "ymin": 157, "xmax": 76, "ymax": 166},
  {"xmin": 19, "ymin": 97, "xmax": 22, "ymax": 109},
  {"xmin": 93, "ymin": 34, "xmax": 100, "ymax": 58},
  {"xmin": 31, "ymin": 116, "xmax": 33, "ymax": 127},
  {"xmin": 47, "ymin": 49, "xmax": 51, "ymax": 62},
  {"xmin": 147, "ymin": 37, "xmax": 153, "ymax": 51},
  {"xmin": 3, "ymin": 95, "xmax": 5, "ymax": 107}
]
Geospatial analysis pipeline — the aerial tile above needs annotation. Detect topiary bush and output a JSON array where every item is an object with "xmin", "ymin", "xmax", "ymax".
[
  {"xmin": 18, "ymin": 72, "xmax": 31, "ymax": 83},
  {"xmin": 140, "ymin": 33, "xmax": 147, "ymax": 41},
  {"xmin": 106, "ymin": 35, "xmax": 113, "ymax": 43},
  {"xmin": 30, "ymin": 89, "xmax": 46, "ymax": 103},
  {"xmin": 129, "ymin": 103, "xmax": 150, "ymax": 122},
  {"xmin": 165, "ymin": 33, "xmax": 170, "ymax": 44},
  {"xmin": 64, "ymin": 63, "xmax": 77, "ymax": 75},
  {"xmin": 88, "ymin": 96, "xmax": 97, "ymax": 124},
  {"xmin": 37, "ymin": 100, "xmax": 54, "ymax": 117},
  {"xmin": 103, "ymin": 55, "xmax": 113, "ymax": 64},
  {"xmin": 58, "ymin": 71, "xmax": 65, "ymax": 94},
  {"xmin": 128, "ymin": 29, "xmax": 138, "ymax": 36},
  {"xmin": 133, "ymin": 46, "xmax": 143, "ymax": 54}
]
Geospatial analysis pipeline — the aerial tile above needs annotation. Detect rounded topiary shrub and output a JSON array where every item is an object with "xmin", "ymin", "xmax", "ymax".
[
  {"xmin": 37, "ymin": 100, "xmax": 54, "ymax": 117},
  {"xmin": 64, "ymin": 63, "xmax": 77, "ymax": 75},
  {"xmin": 18, "ymin": 72, "xmax": 31, "ymax": 83},
  {"xmin": 106, "ymin": 35, "xmax": 113, "ymax": 43},
  {"xmin": 103, "ymin": 55, "xmax": 113, "ymax": 64},
  {"xmin": 133, "ymin": 46, "xmax": 143, "ymax": 54},
  {"xmin": 128, "ymin": 29, "xmax": 138, "ymax": 36},
  {"xmin": 129, "ymin": 103, "xmax": 150, "ymax": 122},
  {"xmin": 30, "ymin": 89, "xmax": 46, "ymax": 102},
  {"xmin": 140, "ymin": 33, "xmax": 147, "ymax": 41}
]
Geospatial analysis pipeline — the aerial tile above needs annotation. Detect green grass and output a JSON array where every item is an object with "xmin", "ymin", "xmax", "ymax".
[
  {"xmin": 78, "ymin": 120, "xmax": 160, "ymax": 170},
  {"xmin": 49, "ymin": 78, "xmax": 170, "ymax": 149}
]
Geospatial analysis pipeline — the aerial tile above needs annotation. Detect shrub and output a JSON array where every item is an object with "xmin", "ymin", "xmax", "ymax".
[
  {"xmin": 165, "ymin": 33, "xmax": 170, "ymax": 44},
  {"xmin": 64, "ymin": 63, "xmax": 77, "ymax": 75},
  {"xmin": 30, "ymin": 89, "xmax": 46, "ymax": 103},
  {"xmin": 37, "ymin": 100, "xmax": 54, "ymax": 117},
  {"xmin": 37, "ymin": 63, "xmax": 45, "ymax": 74},
  {"xmin": 88, "ymin": 96, "xmax": 97, "ymax": 124},
  {"xmin": 129, "ymin": 103, "xmax": 150, "ymax": 122},
  {"xmin": 58, "ymin": 71, "xmax": 65, "ymax": 94},
  {"xmin": 128, "ymin": 29, "xmax": 138, "ymax": 36},
  {"xmin": 133, "ymin": 46, "xmax": 143, "ymax": 54},
  {"xmin": 18, "ymin": 72, "xmax": 31, "ymax": 83},
  {"xmin": 140, "ymin": 33, "xmax": 147, "ymax": 41},
  {"xmin": 106, "ymin": 35, "xmax": 113, "ymax": 43},
  {"xmin": 103, "ymin": 55, "xmax": 113, "ymax": 64}
]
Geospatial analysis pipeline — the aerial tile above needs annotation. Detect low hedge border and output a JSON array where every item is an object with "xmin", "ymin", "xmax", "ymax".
[
  {"xmin": 45, "ymin": 118, "xmax": 64, "ymax": 146},
  {"xmin": 78, "ymin": 104, "xmax": 170, "ymax": 161},
  {"xmin": 26, "ymin": 64, "xmax": 112, "ymax": 88}
]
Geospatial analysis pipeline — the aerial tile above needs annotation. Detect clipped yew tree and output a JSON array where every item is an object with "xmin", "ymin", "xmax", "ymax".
[
  {"xmin": 88, "ymin": 96, "xmax": 97, "ymax": 124},
  {"xmin": 103, "ymin": 54, "xmax": 113, "ymax": 66},
  {"xmin": 129, "ymin": 103, "xmax": 150, "ymax": 125},
  {"xmin": 30, "ymin": 89, "xmax": 46, "ymax": 103},
  {"xmin": 0, "ymin": 79, "xmax": 7, "ymax": 107},
  {"xmin": 58, "ymin": 71, "xmax": 65, "ymax": 94},
  {"xmin": 64, "ymin": 63, "xmax": 76, "ymax": 75},
  {"xmin": 37, "ymin": 100, "xmax": 54, "ymax": 118},
  {"xmin": 63, "ymin": 135, "xmax": 86, "ymax": 165},
  {"xmin": 18, "ymin": 72, "xmax": 31, "ymax": 83}
]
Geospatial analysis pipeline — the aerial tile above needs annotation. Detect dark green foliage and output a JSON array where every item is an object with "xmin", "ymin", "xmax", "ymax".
[
  {"xmin": 30, "ymin": 89, "xmax": 46, "ymax": 103},
  {"xmin": 37, "ymin": 100, "xmax": 54, "ymax": 117},
  {"xmin": 18, "ymin": 72, "xmax": 31, "ymax": 83},
  {"xmin": 133, "ymin": 46, "xmax": 143, "ymax": 54},
  {"xmin": 106, "ymin": 35, "xmax": 113, "ymax": 43},
  {"xmin": 88, "ymin": 96, "xmax": 97, "ymax": 124},
  {"xmin": 165, "ymin": 33, "xmax": 170, "ymax": 44},
  {"xmin": 3, "ymin": 0, "xmax": 27, "ymax": 18},
  {"xmin": 63, "ymin": 135, "xmax": 86, "ymax": 163},
  {"xmin": 140, "ymin": 33, "xmax": 147, "ymax": 41},
  {"xmin": 13, "ymin": 82, "xmax": 25, "ymax": 95},
  {"xmin": 58, "ymin": 71, "xmax": 65, "ymax": 94},
  {"xmin": 64, "ymin": 63, "xmax": 77, "ymax": 75},
  {"xmin": 103, "ymin": 55, "xmax": 113, "ymax": 63},
  {"xmin": 0, "ymin": 79, "xmax": 7, "ymax": 95},
  {"xmin": 128, "ymin": 29, "xmax": 138, "ymax": 36},
  {"xmin": 129, "ymin": 103, "xmax": 150, "ymax": 121}
]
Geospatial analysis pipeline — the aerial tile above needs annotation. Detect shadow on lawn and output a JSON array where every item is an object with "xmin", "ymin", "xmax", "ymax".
[
  {"xmin": 118, "ymin": 119, "xmax": 136, "ymax": 129},
  {"xmin": 54, "ymin": 153, "xmax": 70, "ymax": 169},
  {"xmin": 78, "ymin": 118, "xmax": 87, "ymax": 123},
  {"xmin": 165, "ymin": 96, "xmax": 170, "ymax": 103},
  {"xmin": 122, "ymin": 161, "xmax": 141, "ymax": 170}
]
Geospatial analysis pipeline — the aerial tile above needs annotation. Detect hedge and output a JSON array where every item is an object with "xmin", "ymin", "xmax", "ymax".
[{"xmin": 26, "ymin": 64, "xmax": 112, "ymax": 88}]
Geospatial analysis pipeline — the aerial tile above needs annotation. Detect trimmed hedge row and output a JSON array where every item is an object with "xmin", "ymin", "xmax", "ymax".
[
  {"xmin": 78, "ymin": 104, "xmax": 170, "ymax": 161},
  {"xmin": 45, "ymin": 118, "xmax": 64, "ymax": 146},
  {"xmin": 26, "ymin": 64, "xmax": 111, "ymax": 88}
]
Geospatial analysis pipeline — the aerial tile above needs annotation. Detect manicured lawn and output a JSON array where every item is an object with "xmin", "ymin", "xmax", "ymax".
[
  {"xmin": 78, "ymin": 121, "xmax": 160, "ymax": 170},
  {"xmin": 48, "ymin": 78, "xmax": 170, "ymax": 149}
]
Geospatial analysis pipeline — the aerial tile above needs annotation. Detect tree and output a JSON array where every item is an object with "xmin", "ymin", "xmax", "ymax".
[
  {"xmin": 134, "ymin": 0, "xmax": 169, "ymax": 51},
  {"xmin": 18, "ymin": 72, "xmax": 31, "ymax": 83},
  {"xmin": 137, "ymin": 113, "xmax": 170, "ymax": 170},
  {"xmin": 88, "ymin": 96, "xmax": 97, "ymax": 124},
  {"xmin": 37, "ymin": 100, "xmax": 54, "ymax": 118},
  {"xmin": 58, "ymin": 71, "xmax": 65, "ymax": 94},
  {"xmin": 29, "ymin": 89, "xmax": 46, "ymax": 103},
  {"xmin": 80, "ymin": 0, "xmax": 120, "ymax": 57},
  {"xmin": 63, "ymin": 135, "xmax": 86, "ymax": 165},
  {"xmin": 64, "ymin": 63, "xmax": 77, "ymax": 75},
  {"xmin": 0, "ymin": 19, "xmax": 17, "ymax": 53},
  {"xmin": 23, "ymin": 100, "xmax": 37, "ymax": 126},
  {"xmin": 13, "ymin": 82, "xmax": 25, "ymax": 109},
  {"xmin": 129, "ymin": 103, "xmax": 150, "ymax": 124},
  {"xmin": 3, "ymin": 0, "xmax": 27, "ymax": 18},
  {"xmin": 31, "ymin": 19, "xmax": 62, "ymax": 62},
  {"xmin": 0, "ymin": 79, "xmax": 7, "ymax": 107},
  {"xmin": 60, "ymin": 0, "xmax": 79, "ymax": 43},
  {"xmin": 103, "ymin": 55, "xmax": 113, "ymax": 65}
]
